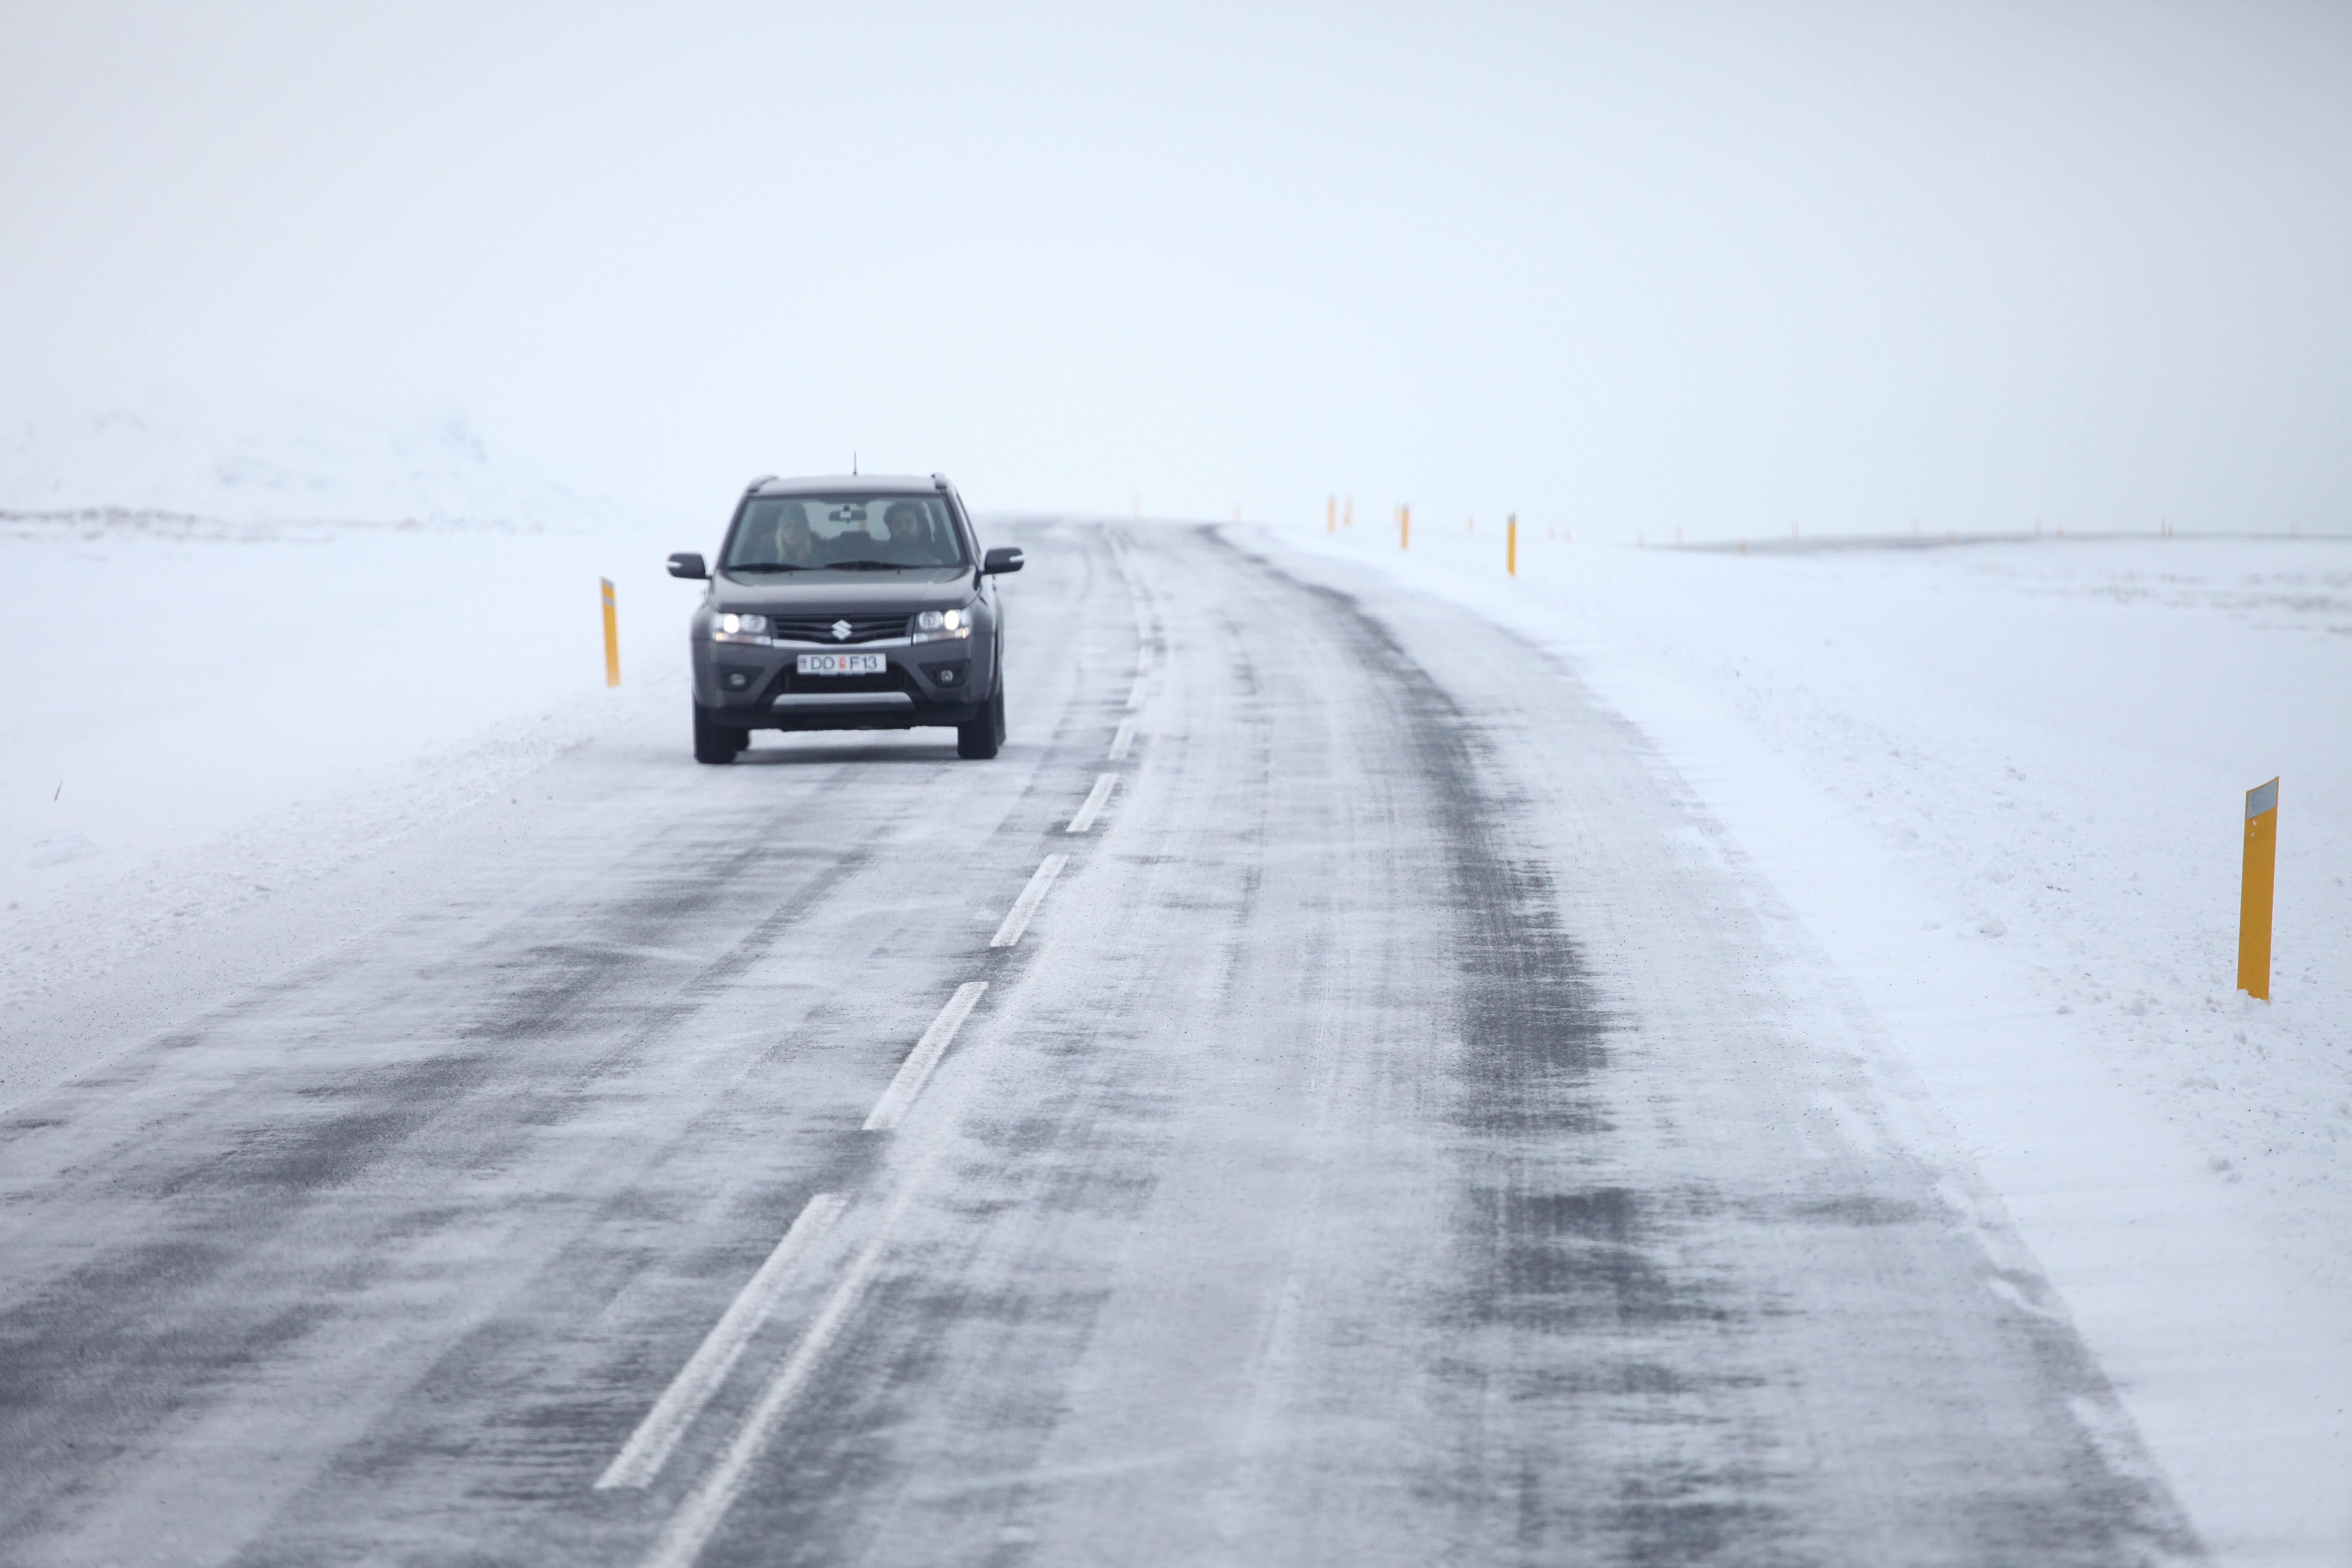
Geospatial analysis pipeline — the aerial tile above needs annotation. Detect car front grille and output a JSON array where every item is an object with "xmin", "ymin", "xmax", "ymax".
[{"xmin": 768, "ymin": 614, "xmax": 908, "ymax": 645}]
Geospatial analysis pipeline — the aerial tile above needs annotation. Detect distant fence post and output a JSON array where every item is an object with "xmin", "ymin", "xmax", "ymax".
[
  {"xmin": 601, "ymin": 578, "xmax": 621, "ymax": 688},
  {"xmin": 2238, "ymin": 778, "xmax": 2280, "ymax": 999},
  {"xmin": 1507, "ymin": 514, "xmax": 1517, "ymax": 576}
]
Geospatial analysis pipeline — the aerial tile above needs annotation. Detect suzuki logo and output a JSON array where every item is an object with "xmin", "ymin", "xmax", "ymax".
[{"xmin": 831, "ymin": 619, "xmax": 852, "ymax": 641}]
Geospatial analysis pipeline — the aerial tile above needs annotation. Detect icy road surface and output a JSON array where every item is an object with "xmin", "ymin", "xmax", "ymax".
[{"xmin": 0, "ymin": 522, "xmax": 2200, "ymax": 1565}]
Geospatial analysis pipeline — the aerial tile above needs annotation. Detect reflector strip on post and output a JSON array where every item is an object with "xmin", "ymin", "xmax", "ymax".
[
  {"xmin": 2238, "ymin": 776, "xmax": 2279, "ymax": 999},
  {"xmin": 602, "ymin": 578, "xmax": 621, "ymax": 688}
]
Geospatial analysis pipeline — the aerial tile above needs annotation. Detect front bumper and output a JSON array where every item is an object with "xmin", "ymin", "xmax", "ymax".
[{"xmin": 693, "ymin": 635, "xmax": 987, "ymax": 729}]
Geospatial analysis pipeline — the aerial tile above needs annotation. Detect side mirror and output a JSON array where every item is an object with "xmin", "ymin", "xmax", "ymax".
[
  {"xmin": 667, "ymin": 552, "xmax": 708, "ymax": 580},
  {"xmin": 982, "ymin": 546, "xmax": 1025, "ymax": 575}
]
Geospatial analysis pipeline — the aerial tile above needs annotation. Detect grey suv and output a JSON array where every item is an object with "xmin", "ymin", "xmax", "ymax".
[{"xmin": 667, "ymin": 473, "xmax": 1024, "ymax": 762}]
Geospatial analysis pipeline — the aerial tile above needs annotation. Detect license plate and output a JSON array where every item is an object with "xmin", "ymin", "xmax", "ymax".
[{"xmin": 797, "ymin": 652, "xmax": 887, "ymax": 676}]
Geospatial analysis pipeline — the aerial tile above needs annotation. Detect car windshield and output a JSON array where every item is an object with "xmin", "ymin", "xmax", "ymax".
[{"xmin": 722, "ymin": 494, "xmax": 966, "ymax": 572}]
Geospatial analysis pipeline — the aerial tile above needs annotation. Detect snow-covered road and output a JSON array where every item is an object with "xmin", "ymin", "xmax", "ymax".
[{"xmin": 0, "ymin": 520, "xmax": 2227, "ymax": 1565}]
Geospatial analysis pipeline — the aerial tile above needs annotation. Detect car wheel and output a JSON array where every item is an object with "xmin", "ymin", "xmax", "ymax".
[
  {"xmin": 694, "ymin": 702, "xmax": 747, "ymax": 764},
  {"xmin": 957, "ymin": 684, "xmax": 1004, "ymax": 760}
]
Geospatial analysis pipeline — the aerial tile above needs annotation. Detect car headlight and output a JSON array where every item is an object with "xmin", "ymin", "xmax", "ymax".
[
  {"xmin": 712, "ymin": 611, "xmax": 770, "ymax": 641},
  {"xmin": 910, "ymin": 606, "xmax": 974, "ymax": 642}
]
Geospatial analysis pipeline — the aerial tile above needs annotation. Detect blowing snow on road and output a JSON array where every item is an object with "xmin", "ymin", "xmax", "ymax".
[
  {"xmin": 5, "ymin": 514, "xmax": 2341, "ymax": 1565},
  {"xmin": 7, "ymin": 4, "xmax": 2350, "ymax": 1562}
]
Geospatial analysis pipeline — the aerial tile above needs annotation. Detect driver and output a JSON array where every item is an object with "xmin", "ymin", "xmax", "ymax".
[{"xmin": 882, "ymin": 501, "xmax": 929, "ymax": 560}]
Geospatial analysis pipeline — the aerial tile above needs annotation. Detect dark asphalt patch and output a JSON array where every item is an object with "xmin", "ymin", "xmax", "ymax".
[
  {"xmin": 1225, "ymin": 537, "xmax": 1793, "ymax": 1562},
  {"xmin": 1225, "ymin": 530, "xmax": 2208, "ymax": 1567}
]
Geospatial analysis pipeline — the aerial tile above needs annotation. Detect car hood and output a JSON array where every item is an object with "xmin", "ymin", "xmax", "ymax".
[{"xmin": 709, "ymin": 566, "xmax": 973, "ymax": 615}]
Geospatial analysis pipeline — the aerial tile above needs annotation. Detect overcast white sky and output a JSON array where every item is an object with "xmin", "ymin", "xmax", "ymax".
[{"xmin": 2, "ymin": 1, "xmax": 2347, "ymax": 536}]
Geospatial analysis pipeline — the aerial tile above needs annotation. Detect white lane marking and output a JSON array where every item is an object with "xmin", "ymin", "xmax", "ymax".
[
  {"xmin": 595, "ymin": 1192, "xmax": 848, "ymax": 1491},
  {"xmin": 988, "ymin": 855, "xmax": 1068, "ymax": 948},
  {"xmin": 638, "ymin": 1204, "xmax": 905, "ymax": 1568},
  {"xmin": 1124, "ymin": 676, "xmax": 1147, "ymax": 710},
  {"xmin": 1106, "ymin": 718, "xmax": 1135, "ymax": 761},
  {"xmin": 861, "ymin": 982, "xmax": 988, "ymax": 1132},
  {"xmin": 1065, "ymin": 775, "xmax": 1118, "ymax": 835}
]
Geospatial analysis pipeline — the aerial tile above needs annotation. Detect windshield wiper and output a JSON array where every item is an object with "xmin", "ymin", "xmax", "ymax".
[
  {"xmin": 823, "ymin": 559, "xmax": 912, "ymax": 571},
  {"xmin": 728, "ymin": 562, "xmax": 810, "ymax": 573}
]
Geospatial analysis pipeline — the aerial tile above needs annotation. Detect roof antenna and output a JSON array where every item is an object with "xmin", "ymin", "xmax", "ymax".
[{"xmin": 852, "ymin": 450, "xmax": 858, "ymax": 475}]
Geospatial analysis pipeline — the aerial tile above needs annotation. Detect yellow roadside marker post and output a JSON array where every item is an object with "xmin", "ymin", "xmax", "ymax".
[
  {"xmin": 1326, "ymin": 495, "xmax": 1336, "ymax": 534},
  {"xmin": 601, "ymin": 578, "xmax": 621, "ymax": 687},
  {"xmin": 1343, "ymin": 496, "xmax": 1353, "ymax": 529},
  {"xmin": 1506, "ymin": 514, "xmax": 1517, "ymax": 576},
  {"xmin": 1400, "ymin": 503, "xmax": 1411, "ymax": 551},
  {"xmin": 2238, "ymin": 778, "xmax": 2280, "ymax": 999}
]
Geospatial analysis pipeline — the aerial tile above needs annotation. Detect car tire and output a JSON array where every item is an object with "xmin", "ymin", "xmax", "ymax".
[
  {"xmin": 957, "ymin": 684, "xmax": 1005, "ymax": 760},
  {"xmin": 693, "ymin": 702, "xmax": 748, "ymax": 764}
]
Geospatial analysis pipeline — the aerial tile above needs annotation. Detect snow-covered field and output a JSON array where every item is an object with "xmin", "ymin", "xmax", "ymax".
[
  {"xmin": 0, "ymin": 403, "xmax": 673, "ymax": 1026},
  {"xmin": 1270, "ymin": 516, "xmax": 2352, "ymax": 1561},
  {"xmin": 2, "ymin": 500, "xmax": 2346, "ymax": 1559},
  {"xmin": 0, "ymin": 508, "xmax": 692, "ymax": 1034}
]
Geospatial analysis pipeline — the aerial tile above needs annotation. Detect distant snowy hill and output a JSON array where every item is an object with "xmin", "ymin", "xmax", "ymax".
[{"xmin": 0, "ymin": 402, "xmax": 634, "ymax": 529}]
